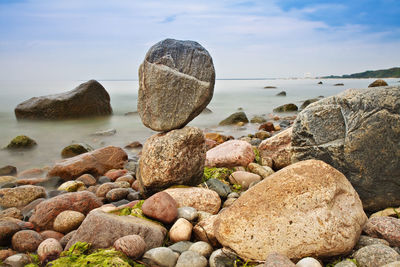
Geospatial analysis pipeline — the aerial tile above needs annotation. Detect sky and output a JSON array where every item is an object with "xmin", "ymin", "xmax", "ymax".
[{"xmin": 0, "ymin": 0, "xmax": 399, "ymax": 80}]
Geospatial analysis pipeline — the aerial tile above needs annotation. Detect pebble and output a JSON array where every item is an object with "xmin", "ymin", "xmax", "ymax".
[
  {"xmin": 189, "ymin": 241, "xmax": 213, "ymax": 258},
  {"xmin": 0, "ymin": 207, "xmax": 23, "ymax": 220},
  {"xmin": 113, "ymin": 234, "xmax": 146, "ymax": 259},
  {"xmin": 355, "ymin": 235, "xmax": 390, "ymax": 250},
  {"xmin": 115, "ymin": 174, "xmax": 134, "ymax": 185},
  {"xmin": 264, "ymin": 252, "xmax": 295, "ymax": 266},
  {"xmin": 247, "ymin": 163, "xmax": 274, "ymax": 179},
  {"xmin": 0, "ymin": 165, "xmax": 17, "ymax": 176},
  {"xmin": 334, "ymin": 260, "xmax": 357, "ymax": 267},
  {"xmin": 111, "ymin": 199, "xmax": 130, "ymax": 206},
  {"xmin": 177, "ymin": 207, "xmax": 198, "ymax": 222},
  {"xmin": 176, "ymin": 250, "xmax": 208, "ymax": 267},
  {"xmin": 104, "ymin": 169, "xmax": 128, "ymax": 181},
  {"xmin": 193, "ymin": 215, "xmax": 219, "ymax": 247},
  {"xmin": 53, "ymin": 210, "xmax": 85, "ymax": 233},
  {"xmin": 40, "ymin": 230, "xmax": 64, "ymax": 241},
  {"xmin": 59, "ymin": 230, "xmax": 77, "ymax": 248},
  {"xmin": 57, "ymin": 180, "xmax": 86, "ymax": 192},
  {"xmin": 0, "ymin": 185, "xmax": 46, "ymax": 208},
  {"xmin": 223, "ymin": 197, "xmax": 236, "ymax": 208},
  {"xmin": 98, "ymin": 176, "xmax": 111, "ymax": 184},
  {"xmin": 3, "ymin": 253, "xmax": 31, "ymax": 267},
  {"xmin": 127, "ymin": 191, "xmax": 141, "ymax": 201},
  {"xmin": 209, "ymin": 249, "xmax": 236, "ymax": 267},
  {"xmin": 96, "ymin": 182, "xmax": 119, "ymax": 197},
  {"xmin": 204, "ymin": 178, "xmax": 231, "ymax": 198},
  {"xmin": 168, "ymin": 241, "xmax": 193, "ymax": 254},
  {"xmin": 37, "ymin": 238, "xmax": 63, "ymax": 263},
  {"xmin": 229, "ymin": 171, "xmax": 261, "ymax": 190},
  {"xmin": 227, "ymin": 192, "xmax": 239, "ymax": 198},
  {"xmin": 76, "ymin": 174, "xmax": 97, "ymax": 186},
  {"xmin": 0, "ymin": 249, "xmax": 16, "ymax": 261},
  {"xmin": 354, "ymin": 244, "xmax": 400, "ymax": 267},
  {"xmin": 106, "ymin": 188, "xmax": 130, "ymax": 202},
  {"xmin": 142, "ymin": 191, "xmax": 178, "ymax": 224},
  {"xmin": 296, "ymin": 257, "xmax": 322, "ymax": 267},
  {"xmin": 114, "ymin": 181, "xmax": 130, "ymax": 188},
  {"xmin": 12, "ymin": 230, "xmax": 44, "ymax": 252},
  {"xmin": 142, "ymin": 247, "xmax": 179, "ymax": 267},
  {"xmin": 0, "ymin": 221, "xmax": 20, "ymax": 246},
  {"xmin": 169, "ymin": 218, "xmax": 193, "ymax": 243},
  {"xmin": 363, "ymin": 216, "xmax": 400, "ymax": 247}
]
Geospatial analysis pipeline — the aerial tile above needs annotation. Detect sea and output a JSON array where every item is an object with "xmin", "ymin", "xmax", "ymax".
[{"xmin": 0, "ymin": 78, "xmax": 398, "ymax": 171}]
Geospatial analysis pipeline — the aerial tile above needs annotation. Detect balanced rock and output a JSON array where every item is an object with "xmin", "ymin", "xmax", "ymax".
[
  {"xmin": 65, "ymin": 210, "xmax": 167, "ymax": 251},
  {"xmin": 0, "ymin": 185, "xmax": 46, "ymax": 208},
  {"xmin": 369, "ymin": 79, "xmax": 388, "ymax": 87},
  {"xmin": 205, "ymin": 140, "xmax": 255, "ymax": 168},
  {"xmin": 29, "ymin": 191, "xmax": 102, "ymax": 230},
  {"xmin": 48, "ymin": 146, "xmax": 127, "ymax": 181},
  {"xmin": 15, "ymin": 80, "xmax": 112, "ymax": 119},
  {"xmin": 214, "ymin": 160, "xmax": 367, "ymax": 261},
  {"xmin": 138, "ymin": 38, "xmax": 215, "ymax": 131},
  {"xmin": 292, "ymin": 86, "xmax": 400, "ymax": 211},
  {"xmin": 258, "ymin": 127, "xmax": 292, "ymax": 170},
  {"xmin": 138, "ymin": 127, "xmax": 206, "ymax": 195}
]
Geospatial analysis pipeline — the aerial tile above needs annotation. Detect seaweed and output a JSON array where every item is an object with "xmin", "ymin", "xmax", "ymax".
[
  {"xmin": 252, "ymin": 147, "xmax": 262, "ymax": 165},
  {"xmin": 203, "ymin": 167, "xmax": 233, "ymax": 182}
]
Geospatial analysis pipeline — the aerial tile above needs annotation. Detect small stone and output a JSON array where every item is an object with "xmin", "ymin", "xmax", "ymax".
[
  {"xmin": 0, "ymin": 207, "xmax": 23, "ymax": 220},
  {"xmin": 169, "ymin": 241, "xmax": 193, "ymax": 254},
  {"xmin": 0, "ymin": 185, "xmax": 46, "ymax": 208},
  {"xmin": 40, "ymin": 230, "xmax": 64, "ymax": 241},
  {"xmin": 296, "ymin": 257, "xmax": 322, "ymax": 267},
  {"xmin": 276, "ymin": 91, "xmax": 286, "ymax": 96},
  {"xmin": 354, "ymin": 244, "xmax": 400, "ymax": 267},
  {"xmin": 98, "ymin": 176, "xmax": 111, "ymax": 184},
  {"xmin": 57, "ymin": 180, "xmax": 86, "ymax": 192},
  {"xmin": 142, "ymin": 191, "xmax": 178, "ymax": 224},
  {"xmin": 91, "ymin": 128, "xmax": 116, "ymax": 136},
  {"xmin": 111, "ymin": 199, "xmax": 130, "ymax": 207},
  {"xmin": 363, "ymin": 216, "xmax": 400, "ymax": 246},
  {"xmin": 0, "ymin": 166, "xmax": 17, "ymax": 176},
  {"xmin": 53, "ymin": 210, "xmax": 85, "ymax": 234},
  {"xmin": 3, "ymin": 253, "xmax": 31, "ymax": 267},
  {"xmin": 209, "ymin": 248, "xmax": 236, "ymax": 267},
  {"xmin": 273, "ymin": 103, "xmax": 298, "ymax": 112},
  {"xmin": 0, "ymin": 176, "xmax": 17, "ymax": 186},
  {"xmin": 176, "ymin": 250, "xmax": 208, "ymax": 267},
  {"xmin": 177, "ymin": 207, "xmax": 198, "ymax": 222},
  {"xmin": 61, "ymin": 143, "xmax": 92, "ymax": 158},
  {"xmin": 264, "ymin": 252, "xmax": 295, "ymax": 267},
  {"xmin": 204, "ymin": 133, "xmax": 228, "ymax": 144},
  {"xmin": 254, "ymin": 131, "xmax": 271, "ymax": 140},
  {"xmin": 227, "ymin": 192, "xmax": 239, "ymax": 198},
  {"xmin": 113, "ymin": 234, "xmax": 146, "ymax": 259},
  {"xmin": 250, "ymin": 116, "xmax": 266, "ymax": 123},
  {"xmin": 142, "ymin": 247, "xmax": 179, "ymax": 267},
  {"xmin": 189, "ymin": 241, "xmax": 213, "ymax": 258},
  {"xmin": 193, "ymin": 215, "xmax": 219, "ymax": 247},
  {"xmin": 125, "ymin": 141, "xmax": 143, "ymax": 149},
  {"xmin": 76, "ymin": 174, "xmax": 97, "ymax": 186},
  {"xmin": 114, "ymin": 181, "xmax": 130, "ymax": 188},
  {"xmin": 0, "ymin": 249, "xmax": 16, "ymax": 261},
  {"xmin": 37, "ymin": 238, "xmax": 63, "ymax": 263},
  {"xmin": 355, "ymin": 235, "xmax": 390, "ymax": 250},
  {"xmin": 259, "ymin": 122, "xmax": 275, "ymax": 132},
  {"xmin": 115, "ymin": 174, "xmax": 135, "ymax": 185},
  {"xmin": 229, "ymin": 171, "xmax": 261, "ymax": 190},
  {"xmin": 247, "ymin": 163, "xmax": 274, "ymax": 179},
  {"xmin": 6, "ymin": 135, "xmax": 37, "ymax": 149},
  {"xmin": 219, "ymin": 112, "xmax": 249, "ymax": 126},
  {"xmin": 12, "ymin": 230, "xmax": 44, "ymax": 252},
  {"xmin": 96, "ymin": 182, "xmax": 119, "ymax": 197},
  {"xmin": 204, "ymin": 178, "xmax": 231, "ymax": 198},
  {"xmin": 334, "ymin": 259, "xmax": 358, "ymax": 267},
  {"xmin": 197, "ymin": 211, "xmax": 212, "ymax": 222},
  {"xmin": 127, "ymin": 191, "xmax": 141, "ymax": 201},
  {"xmin": 104, "ymin": 169, "xmax": 128, "ymax": 181},
  {"xmin": 169, "ymin": 218, "xmax": 193, "ymax": 243},
  {"xmin": 106, "ymin": 188, "xmax": 130, "ymax": 202}
]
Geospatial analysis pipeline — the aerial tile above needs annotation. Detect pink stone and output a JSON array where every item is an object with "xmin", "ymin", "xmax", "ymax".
[
  {"xmin": 205, "ymin": 140, "xmax": 255, "ymax": 168},
  {"xmin": 142, "ymin": 192, "xmax": 178, "ymax": 224}
]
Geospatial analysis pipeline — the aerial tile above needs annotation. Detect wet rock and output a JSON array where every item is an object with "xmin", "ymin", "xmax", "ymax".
[
  {"xmin": 105, "ymin": 188, "xmax": 129, "ymax": 202},
  {"xmin": 127, "ymin": 191, "xmax": 140, "ymax": 201},
  {"xmin": 205, "ymin": 140, "xmax": 255, "ymax": 168},
  {"xmin": 0, "ymin": 176, "xmax": 17, "ymax": 186},
  {"xmin": 0, "ymin": 207, "xmax": 23, "ymax": 220},
  {"xmin": 142, "ymin": 247, "xmax": 179, "ymax": 267},
  {"xmin": 12, "ymin": 230, "xmax": 44, "ymax": 252},
  {"xmin": 91, "ymin": 128, "xmax": 116, "ymax": 136},
  {"xmin": 354, "ymin": 244, "xmax": 400, "ymax": 267},
  {"xmin": 29, "ymin": 191, "xmax": 102, "ymax": 230},
  {"xmin": 264, "ymin": 252, "xmax": 295, "ymax": 267},
  {"xmin": 259, "ymin": 122, "xmax": 275, "ymax": 132},
  {"xmin": 291, "ymin": 86, "xmax": 400, "ymax": 211},
  {"xmin": 250, "ymin": 116, "xmax": 266, "ymax": 123},
  {"xmin": 124, "ymin": 141, "xmax": 143, "ymax": 149},
  {"xmin": 0, "ymin": 249, "xmax": 16, "ymax": 261},
  {"xmin": 59, "ymin": 230, "xmax": 76, "ymax": 248},
  {"xmin": 209, "ymin": 248, "xmax": 236, "ymax": 267},
  {"xmin": 169, "ymin": 218, "xmax": 193, "ymax": 243},
  {"xmin": 115, "ymin": 174, "xmax": 134, "ymax": 185},
  {"xmin": 20, "ymin": 198, "xmax": 45, "ymax": 220},
  {"xmin": 15, "ymin": 80, "xmax": 112, "ymax": 119},
  {"xmin": 57, "ymin": 180, "xmax": 86, "ymax": 192},
  {"xmin": 138, "ymin": 126, "xmax": 206, "ymax": 195},
  {"xmin": 300, "ymin": 98, "xmax": 320, "ymax": 110},
  {"xmin": 363, "ymin": 216, "xmax": 400, "ymax": 246},
  {"xmin": 142, "ymin": 191, "xmax": 178, "ymax": 224},
  {"xmin": 0, "ymin": 165, "xmax": 17, "ymax": 176},
  {"xmin": 176, "ymin": 250, "xmax": 208, "ymax": 267},
  {"xmin": 98, "ymin": 176, "xmax": 111, "ymax": 184},
  {"xmin": 65, "ymin": 210, "xmax": 167, "ymax": 251},
  {"xmin": 204, "ymin": 132, "xmax": 229, "ymax": 144},
  {"xmin": 164, "ymin": 187, "xmax": 221, "ymax": 214},
  {"xmin": 273, "ymin": 103, "xmax": 298, "ymax": 112},
  {"xmin": 276, "ymin": 91, "xmax": 286, "ymax": 96},
  {"xmin": 258, "ymin": 127, "xmax": 292, "ymax": 170},
  {"xmin": 219, "ymin": 111, "xmax": 249, "ymax": 126},
  {"xmin": 138, "ymin": 38, "xmax": 215, "ymax": 131},
  {"xmin": 334, "ymin": 260, "xmax": 357, "ymax": 267},
  {"xmin": 334, "ymin": 83, "xmax": 344, "ymax": 86},
  {"xmin": 214, "ymin": 160, "xmax": 367, "ymax": 261},
  {"xmin": 96, "ymin": 182, "xmax": 119, "ymax": 198},
  {"xmin": 189, "ymin": 241, "xmax": 213, "ymax": 258},
  {"xmin": 6, "ymin": 135, "xmax": 37, "ymax": 149},
  {"xmin": 61, "ymin": 143, "xmax": 93, "ymax": 158},
  {"xmin": 53, "ymin": 210, "xmax": 85, "ymax": 234},
  {"xmin": 37, "ymin": 238, "xmax": 63, "ymax": 263},
  {"xmin": 104, "ymin": 169, "xmax": 128, "ymax": 181},
  {"xmin": 254, "ymin": 130, "xmax": 271, "ymax": 140},
  {"xmin": 369, "ymin": 79, "xmax": 388, "ymax": 87},
  {"xmin": 48, "ymin": 146, "xmax": 127, "ymax": 181},
  {"xmin": 113, "ymin": 234, "xmax": 146, "ymax": 259},
  {"xmin": 0, "ymin": 185, "xmax": 46, "ymax": 208}
]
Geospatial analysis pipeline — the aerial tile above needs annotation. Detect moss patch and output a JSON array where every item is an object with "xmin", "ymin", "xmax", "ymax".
[
  {"xmin": 203, "ymin": 167, "xmax": 233, "ymax": 182},
  {"xmin": 109, "ymin": 201, "xmax": 163, "ymax": 226},
  {"xmin": 252, "ymin": 147, "xmax": 261, "ymax": 165}
]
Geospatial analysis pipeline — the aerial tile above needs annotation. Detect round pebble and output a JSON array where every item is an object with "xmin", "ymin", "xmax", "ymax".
[
  {"xmin": 189, "ymin": 241, "xmax": 213, "ymax": 258},
  {"xmin": 106, "ymin": 188, "xmax": 129, "ymax": 202},
  {"xmin": 53, "ymin": 210, "xmax": 85, "ymax": 234},
  {"xmin": 113, "ymin": 234, "xmax": 146, "ymax": 259},
  {"xmin": 176, "ymin": 250, "xmax": 207, "ymax": 267},
  {"xmin": 142, "ymin": 247, "xmax": 179, "ymax": 267},
  {"xmin": 12, "ymin": 230, "xmax": 44, "ymax": 252},
  {"xmin": 296, "ymin": 257, "xmax": 322, "ymax": 267},
  {"xmin": 37, "ymin": 238, "xmax": 63, "ymax": 263},
  {"xmin": 177, "ymin": 207, "xmax": 198, "ymax": 221},
  {"xmin": 169, "ymin": 218, "xmax": 193, "ymax": 243}
]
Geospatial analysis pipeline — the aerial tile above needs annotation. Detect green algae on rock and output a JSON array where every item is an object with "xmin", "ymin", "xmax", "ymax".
[
  {"xmin": 203, "ymin": 167, "xmax": 233, "ymax": 182},
  {"xmin": 6, "ymin": 135, "xmax": 37, "ymax": 149},
  {"xmin": 61, "ymin": 143, "xmax": 93, "ymax": 158}
]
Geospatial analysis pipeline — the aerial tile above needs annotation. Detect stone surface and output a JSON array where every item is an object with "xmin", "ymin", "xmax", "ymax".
[
  {"xmin": 296, "ymin": 257, "xmax": 322, "ymax": 267},
  {"xmin": 138, "ymin": 127, "xmax": 206, "ymax": 195},
  {"xmin": 264, "ymin": 252, "xmax": 295, "ymax": 267},
  {"xmin": 0, "ymin": 185, "xmax": 46, "ymax": 208},
  {"xmin": 65, "ymin": 210, "xmax": 167, "ymax": 251},
  {"xmin": 258, "ymin": 127, "xmax": 292, "ymax": 170},
  {"xmin": 61, "ymin": 143, "xmax": 93, "ymax": 158},
  {"xmin": 169, "ymin": 241, "xmax": 193, "ymax": 254},
  {"xmin": 0, "ymin": 221, "xmax": 21, "ymax": 246},
  {"xmin": 189, "ymin": 241, "xmax": 213, "ymax": 258},
  {"xmin": 169, "ymin": 218, "xmax": 193, "ymax": 243},
  {"xmin": 59, "ymin": 230, "xmax": 76, "ymax": 248},
  {"xmin": 37, "ymin": 238, "xmax": 63, "ymax": 263},
  {"xmin": 0, "ymin": 165, "xmax": 17, "ymax": 176},
  {"xmin": 176, "ymin": 250, "xmax": 208, "ymax": 267},
  {"xmin": 0, "ymin": 249, "xmax": 16, "ymax": 261},
  {"xmin": 40, "ymin": 230, "xmax": 64, "ymax": 241},
  {"xmin": 76, "ymin": 173, "xmax": 97, "ymax": 186},
  {"xmin": 3, "ymin": 253, "xmax": 31, "ymax": 267},
  {"xmin": 104, "ymin": 169, "xmax": 128, "ymax": 181},
  {"xmin": 334, "ymin": 260, "xmax": 358, "ymax": 267},
  {"xmin": 291, "ymin": 86, "xmax": 400, "ymax": 211},
  {"xmin": 96, "ymin": 182, "xmax": 119, "ymax": 197},
  {"xmin": 106, "ymin": 188, "xmax": 129, "ymax": 202},
  {"xmin": 57, "ymin": 180, "xmax": 86, "ymax": 192},
  {"xmin": 29, "ymin": 191, "xmax": 102, "ymax": 230},
  {"xmin": 209, "ymin": 248, "xmax": 236, "ymax": 267},
  {"xmin": 205, "ymin": 140, "xmax": 255, "ymax": 168},
  {"xmin": 248, "ymin": 163, "xmax": 274, "ymax": 179},
  {"xmin": 6, "ymin": 135, "xmax": 37, "ymax": 149},
  {"xmin": 300, "ymin": 98, "xmax": 321, "ymax": 110},
  {"xmin": 15, "ymin": 80, "xmax": 112, "ymax": 119},
  {"xmin": 369, "ymin": 79, "xmax": 388, "ymax": 87},
  {"xmin": 229, "ymin": 171, "xmax": 261, "ymax": 190},
  {"xmin": 53, "ymin": 210, "xmax": 85, "ymax": 234},
  {"xmin": 204, "ymin": 178, "xmax": 231, "ymax": 198},
  {"xmin": 138, "ymin": 38, "xmax": 215, "ymax": 131},
  {"xmin": 12, "ymin": 230, "xmax": 44, "ymax": 252},
  {"xmin": 355, "ymin": 235, "xmax": 390, "ymax": 250},
  {"xmin": 214, "ymin": 160, "xmax": 367, "ymax": 261},
  {"xmin": 193, "ymin": 215, "xmax": 219, "ymax": 247},
  {"xmin": 142, "ymin": 191, "xmax": 178, "ymax": 224},
  {"xmin": 363, "ymin": 216, "xmax": 400, "ymax": 247},
  {"xmin": 354, "ymin": 244, "xmax": 400, "ymax": 267},
  {"xmin": 273, "ymin": 103, "xmax": 298, "ymax": 112},
  {"xmin": 48, "ymin": 146, "xmax": 127, "ymax": 181},
  {"xmin": 142, "ymin": 247, "xmax": 179, "ymax": 267},
  {"xmin": 0, "ymin": 207, "xmax": 23, "ymax": 220},
  {"xmin": 113, "ymin": 234, "xmax": 146, "ymax": 259},
  {"xmin": 177, "ymin": 207, "xmax": 198, "ymax": 222},
  {"xmin": 164, "ymin": 187, "xmax": 221, "ymax": 214},
  {"xmin": 219, "ymin": 112, "xmax": 249, "ymax": 125},
  {"xmin": 204, "ymin": 132, "xmax": 228, "ymax": 144},
  {"xmin": 382, "ymin": 262, "xmax": 400, "ymax": 267}
]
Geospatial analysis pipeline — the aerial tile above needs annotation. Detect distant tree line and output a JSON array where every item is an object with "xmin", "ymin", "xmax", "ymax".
[{"xmin": 323, "ymin": 67, "xmax": 400, "ymax": 78}]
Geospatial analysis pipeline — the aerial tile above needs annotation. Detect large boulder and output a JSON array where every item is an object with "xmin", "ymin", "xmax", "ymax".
[
  {"xmin": 292, "ymin": 86, "xmax": 400, "ymax": 211},
  {"xmin": 258, "ymin": 127, "xmax": 292, "ymax": 170},
  {"xmin": 65, "ymin": 210, "xmax": 167, "ymax": 251},
  {"xmin": 0, "ymin": 185, "xmax": 46, "ymax": 208},
  {"xmin": 214, "ymin": 160, "xmax": 367, "ymax": 261},
  {"xmin": 29, "ymin": 191, "xmax": 102, "ymax": 230},
  {"xmin": 138, "ymin": 38, "xmax": 215, "ymax": 131},
  {"xmin": 48, "ymin": 146, "xmax": 127, "ymax": 181},
  {"xmin": 138, "ymin": 127, "xmax": 206, "ymax": 195},
  {"xmin": 15, "ymin": 80, "xmax": 112, "ymax": 120},
  {"xmin": 368, "ymin": 79, "xmax": 388, "ymax": 87}
]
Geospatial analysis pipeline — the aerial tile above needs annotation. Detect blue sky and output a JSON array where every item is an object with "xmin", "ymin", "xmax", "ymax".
[{"xmin": 0, "ymin": 0, "xmax": 399, "ymax": 80}]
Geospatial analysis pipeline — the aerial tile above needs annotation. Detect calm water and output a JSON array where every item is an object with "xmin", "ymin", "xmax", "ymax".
[{"xmin": 0, "ymin": 78, "xmax": 398, "ymax": 171}]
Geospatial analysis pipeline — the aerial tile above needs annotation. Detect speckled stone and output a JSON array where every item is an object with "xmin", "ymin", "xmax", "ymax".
[{"xmin": 53, "ymin": 210, "xmax": 85, "ymax": 233}]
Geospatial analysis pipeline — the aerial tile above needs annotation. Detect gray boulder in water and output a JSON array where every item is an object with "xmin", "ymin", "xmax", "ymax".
[
  {"xmin": 14, "ymin": 80, "xmax": 112, "ymax": 119},
  {"xmin": 138, "ymin": 38, "xmax": 215, "ymax": 132},
  {"xmin": 292, "ymin": 86, "xmax": 400, "ymax": 211}
]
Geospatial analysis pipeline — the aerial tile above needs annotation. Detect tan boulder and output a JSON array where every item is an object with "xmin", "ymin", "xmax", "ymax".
[
  {"xmin": 214, "ymin": 160, "xmax": 367, "ymax": 261},
  {"xmin": 258, "ymin": 127, "xmax": 292, "ymax": 170},
  {"xmin": 205, "ymin": 140, "xmax": 255, "ymax": 168}
]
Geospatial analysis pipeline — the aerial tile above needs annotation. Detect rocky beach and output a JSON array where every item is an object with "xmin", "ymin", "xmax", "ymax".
[{"xmin": 0, "ymin": 38, "xmax": 400, "ymax": 267}]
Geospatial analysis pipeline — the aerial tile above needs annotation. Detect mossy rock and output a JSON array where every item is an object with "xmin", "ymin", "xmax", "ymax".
[
  {"xmin": 273, "ymin": 103, "xmax": 298, "ymax": 112},
  {"xmin": 219, "ymin": 112, "xmax": 249, "ymax": 126},
  {"xmin": 61, "ymin": 143, "xmax": 93, "ymax": 158},
  {"xmin": 203, "ymin": 167, "xmax": 233, "ymax": 182},
  {"xmin": 250, "ymin": 116, "xmax": 266, "ymax": 123},
  {"xmin": 276, "ymin": 91, "xmax": 286, "ymax": 96},
  {"xmin": 368, "ymin": 79, "xmax": 388, "ymax": 87},
  {"xmin": 6, "ymin": 135, "xmax": 37, "ymax": 149}
]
